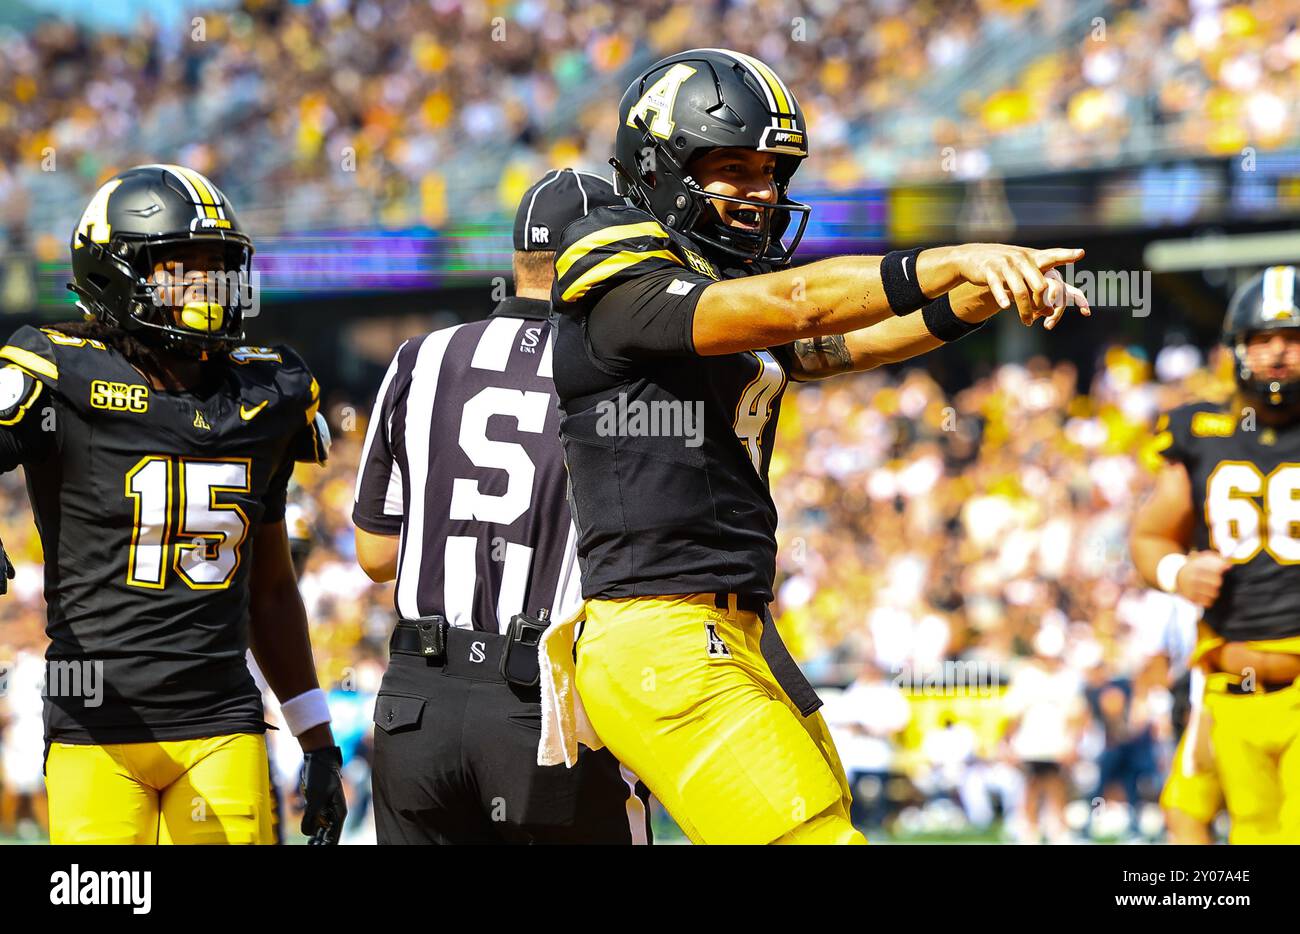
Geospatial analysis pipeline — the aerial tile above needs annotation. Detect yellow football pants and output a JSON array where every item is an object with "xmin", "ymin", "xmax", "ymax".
[
  {"xmin": 46, "ymin": 732, "xmax": 274, "ymax": 845},
  {"xmin": 1203, "ymin": 676, "xmax": 1300, "ymax": 844},
  {"xmin": 575, "ymin": 593, "xmax": 865, "ymax": 845},
  {"xmin": 1159, "ymin": 722, "xmax": 1222, "ymax": 826}
]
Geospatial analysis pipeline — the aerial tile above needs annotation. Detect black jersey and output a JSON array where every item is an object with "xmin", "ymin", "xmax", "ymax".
[
  {"xmin": 352, "ymin": 298, "xmax": 582, "ymax": 632},
  {"xmin": 1152, "ymin": 400, "xmax": 1300, "ymax": 642},
  {"xmin": 550, "ymin": 204, "xmax": 796, "ymax": 601},
  {"xmin": 0, "ymin": 326, "xmax": 328, "ymax": 743}
]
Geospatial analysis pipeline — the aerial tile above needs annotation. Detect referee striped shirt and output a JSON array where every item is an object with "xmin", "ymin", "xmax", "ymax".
[{"xmin": 353, "ymin": 296, "xmax": 582, "ymax": 632}]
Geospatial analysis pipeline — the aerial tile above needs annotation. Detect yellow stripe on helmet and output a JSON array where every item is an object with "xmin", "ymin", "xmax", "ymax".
[
  {"xmin": 1262, "ymin": 265, "xmax": 1297, "ymax": 321},
  {"xmin": 170, "ymin": 164, "xmax": 222, "ymax": 220},
  {"xmin": 732, "ymin": 51, "xmax": 795, "ymax": 130}
]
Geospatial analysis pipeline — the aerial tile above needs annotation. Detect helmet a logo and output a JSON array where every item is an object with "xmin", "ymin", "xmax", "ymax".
[
  {"xmin": 626, "ymin": 63, "xmax": 696, "ymax": 140},
  {"xmin": 74, "ymin": 178, "xmax": 124, "ymax": 248}
]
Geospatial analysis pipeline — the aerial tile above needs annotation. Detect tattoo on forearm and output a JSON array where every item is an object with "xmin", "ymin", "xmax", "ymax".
[{"xmin": 792, "ymin": 334, "xmax": 853, "ymax": 379}]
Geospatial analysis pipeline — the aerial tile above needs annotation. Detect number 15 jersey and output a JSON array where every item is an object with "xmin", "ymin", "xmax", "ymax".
[{"xmin": 0, "ymin": 325, "xmax": 328, "ymax": 743}]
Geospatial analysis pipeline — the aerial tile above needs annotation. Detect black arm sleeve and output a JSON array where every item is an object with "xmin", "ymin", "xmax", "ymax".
[{"xmin": 585, "ymin": 266, "xmax": 714, "ymax": 370}]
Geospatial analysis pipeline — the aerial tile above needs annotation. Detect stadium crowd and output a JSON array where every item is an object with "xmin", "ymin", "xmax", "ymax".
[
  {"xmin": 0, "ymin": 337, "xmax": 1229, "ymax": 842},
  {"xmin": 2, "ymin": 0, "xmax": 1298, "ymax": 253},
  {"xmin": 3, "ymin": 0, "xmax": 1284, "ymax": 844}
]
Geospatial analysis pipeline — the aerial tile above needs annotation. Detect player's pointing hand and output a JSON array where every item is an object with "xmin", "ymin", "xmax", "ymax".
[
  {"xmin": 949, "ymin": 244, "xmax": 1086, "ymax": 325},
  {"xmin": 1033, "ymin": 268, "xmax": 1092, "ymax": 331}
]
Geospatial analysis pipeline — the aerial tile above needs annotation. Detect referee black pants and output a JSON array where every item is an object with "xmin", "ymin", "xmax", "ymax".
[{"xmin": 372, "ymin": 629, "xmax": 651, "ymax": 845}]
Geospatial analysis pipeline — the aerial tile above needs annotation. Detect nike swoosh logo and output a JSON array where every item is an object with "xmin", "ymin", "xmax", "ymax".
[
  {"xmin": 240, "ymin": 401, "xmax": 268, "ymax": 421},
  {"xmin": 902, "ymin": 255, "xmax": 911, "ymax": 281}
]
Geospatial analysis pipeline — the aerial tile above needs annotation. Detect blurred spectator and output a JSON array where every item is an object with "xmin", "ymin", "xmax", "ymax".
[
  {"xmin": 1083, "ymin": 672, "xmax": 1160, "ymax": 839},
  {"xmin": 824, "ymin": 658, "xmax": 912, "ymax": 830},
  {"xmin": 1001, "ymin": 625, "xmax": 1087, "ymax": 843},
  {"xmin": 0, "ymin": 649, "xmax": 48, "ymax": 840},
  {"xmin": 3, "ymin": 0, "xmax": 1298, "ymax": 255}
]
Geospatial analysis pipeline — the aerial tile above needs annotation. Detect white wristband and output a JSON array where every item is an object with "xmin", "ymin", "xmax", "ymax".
[
  {"xmin": 280, "ymin": 688, "xmax": 331, "ymax": 736},
  {"xmin": 1156, "ymin": 552, "xmax": 1188, "ymax": 594}
]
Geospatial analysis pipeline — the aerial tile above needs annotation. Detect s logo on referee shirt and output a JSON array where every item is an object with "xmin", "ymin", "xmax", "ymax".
[{"xmin": 706, "ymin": 623, "xmax": 731, "ymax": 658}]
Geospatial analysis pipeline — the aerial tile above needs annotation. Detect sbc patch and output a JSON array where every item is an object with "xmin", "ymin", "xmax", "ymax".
[{"xmin": 1191, "ymin": 412, "xmax": 1235, "ymax": 438}]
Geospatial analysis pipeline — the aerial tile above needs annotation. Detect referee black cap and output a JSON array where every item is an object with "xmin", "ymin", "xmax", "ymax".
[{"xmin": 513, "ymin": 168, "xmax": 622, "ymax": 252}]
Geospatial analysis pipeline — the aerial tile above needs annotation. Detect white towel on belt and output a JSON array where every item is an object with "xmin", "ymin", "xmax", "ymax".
[{"xmin": 538, "ymin": 602, "xmax": 604, "ymax": 767}]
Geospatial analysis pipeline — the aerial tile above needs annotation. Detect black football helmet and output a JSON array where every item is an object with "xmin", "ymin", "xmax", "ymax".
[
  {"xmin": 1223, "ymin": 265, "xmax": 1300, "ymax": 406},
  {"xmin": 611, "ymin": 49, "xmax": 810, "ymax": 266},
  {"xmin": 68, "ymin": 164, "xmax": 255, "ymax": 355}
]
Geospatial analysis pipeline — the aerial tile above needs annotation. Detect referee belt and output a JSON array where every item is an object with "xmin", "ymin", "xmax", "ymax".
[{"xmin": 391, "ymin": 621, "xmax": 509, "ymax": 683}]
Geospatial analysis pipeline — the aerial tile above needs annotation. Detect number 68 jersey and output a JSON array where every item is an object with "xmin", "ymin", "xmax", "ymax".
[
  {"xmin": 0, "ymin": 325, "xmax": 328, "ymax": 744},
  {"xmin": 1151, "ymin": 400, "xmax": 1300, "ymax": 643}
]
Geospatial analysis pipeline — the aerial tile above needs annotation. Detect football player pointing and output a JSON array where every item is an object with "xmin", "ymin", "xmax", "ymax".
[
  {"xmin": 0, "ymin": 165, "xmax": 345, "ymax": 844},
  {"xmin": 548, "ymin": 49, "xmax": 1089, "ymax": 845},
  {"xmin": 1133, "ymin": 266, "xmax": 1300, "ymax": 844}
]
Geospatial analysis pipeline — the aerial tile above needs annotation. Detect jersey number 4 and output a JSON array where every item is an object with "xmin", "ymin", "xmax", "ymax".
[
  {"xmin": 1206, "ymin": 461, "xmax": 1300, "ymax": 564},
  {"xmin": 734, "ymin": 350, "xmax": 784, "ymax": 474},
  {"xmin": 125, "ymin": 456, "xmax": 251, "ymax": 590}
]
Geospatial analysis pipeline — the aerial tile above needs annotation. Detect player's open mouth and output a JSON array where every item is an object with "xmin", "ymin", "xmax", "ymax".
[{"xmin": 727, "ymin": 208, "xmax": 765, "ymax": 231}]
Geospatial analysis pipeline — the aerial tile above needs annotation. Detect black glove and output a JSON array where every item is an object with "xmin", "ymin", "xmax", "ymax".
[
  {"xmin": 0, "ymin": 537, "xmax": 14, "ymax": 596},
  {"xmin": 299, "ymin": 744, "xmax": 347, "ymax": 845}
]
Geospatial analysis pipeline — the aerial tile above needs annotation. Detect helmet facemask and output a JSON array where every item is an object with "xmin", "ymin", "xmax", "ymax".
[
  {"xmin": 683, "ymin": 149, "xmax": 810, "ymax": 266},
  {"xmin": 1232, "ymin": 332, "xmax": 1300, "ymax": 408},
  {"xmin": 71, "ymin": 233, "xmax": 255, "ymax": 358}
]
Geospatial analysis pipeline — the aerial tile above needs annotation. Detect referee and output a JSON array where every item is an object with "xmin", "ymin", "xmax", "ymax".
[{"xmin": 353, "ymin": 169, "xmax": 650, "ymax": 844}]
